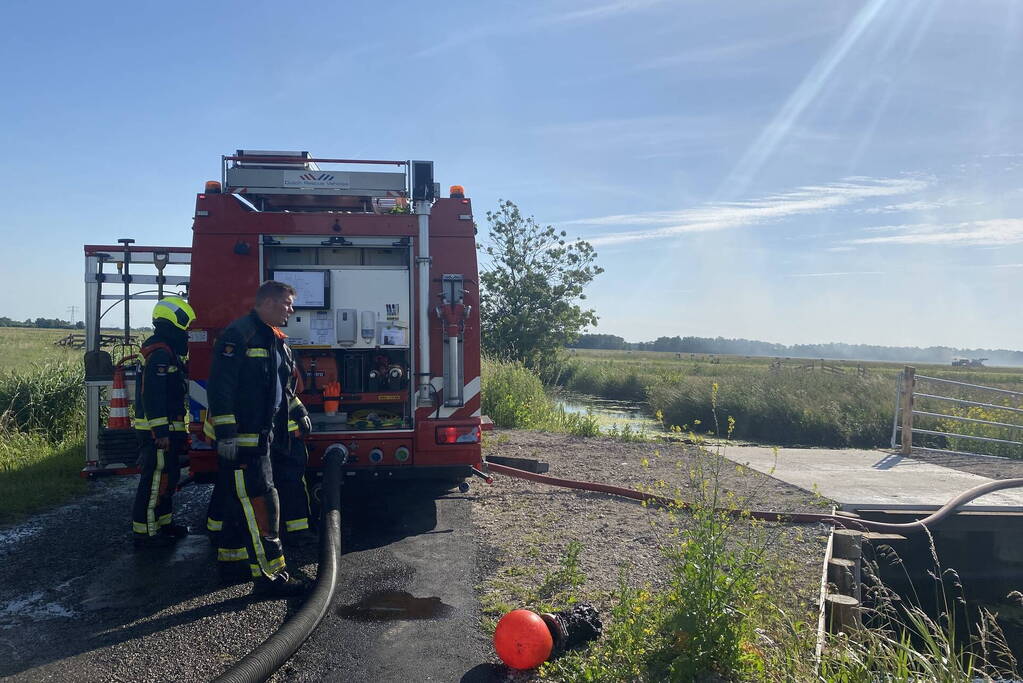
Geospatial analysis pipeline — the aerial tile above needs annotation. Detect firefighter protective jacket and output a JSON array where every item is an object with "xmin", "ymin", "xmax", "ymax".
[
  {"xmin": 134, "ymin": 335, "xmax": 188, "ymax": 439},
  {"xmin": 207, "ymin": 310, "xmax": 308, "ymax": 447}
]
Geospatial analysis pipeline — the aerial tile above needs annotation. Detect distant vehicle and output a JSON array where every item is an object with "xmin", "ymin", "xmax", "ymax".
[{"xmin": 951, "ymin": 357, "xmax": 987, "ymax": 367}]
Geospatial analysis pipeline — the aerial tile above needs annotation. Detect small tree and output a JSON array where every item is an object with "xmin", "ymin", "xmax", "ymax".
[{"xmin": 479, "ymin": 199, "xmax": 603, "ymax": 373}]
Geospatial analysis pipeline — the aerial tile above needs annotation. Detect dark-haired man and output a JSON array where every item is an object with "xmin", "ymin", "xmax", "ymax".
[{"xmin": 207, "ymin": 281, "xmax": 309, "ymax": 597}]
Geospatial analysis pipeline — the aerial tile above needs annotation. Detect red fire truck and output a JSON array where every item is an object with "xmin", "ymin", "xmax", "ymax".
[{"xmin": 83, "ymin": 151, "xmax": 485, "ymax": 487}]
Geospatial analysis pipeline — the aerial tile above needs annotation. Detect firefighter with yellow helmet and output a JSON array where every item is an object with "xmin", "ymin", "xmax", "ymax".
[{"xmin": 130, "ymin": 295, "xmax": 196, "ymax": 547}]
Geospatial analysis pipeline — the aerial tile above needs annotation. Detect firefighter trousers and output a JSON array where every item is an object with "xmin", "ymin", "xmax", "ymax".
[
  {"xmin": 271, "ymin": 433, "xmax": 312, "ymax": 536},
  {"xmin": 131, "ymin": 433, "xmax": 185, "ymax": 537},
  {"xmin": 215, "ymin": 449, "xmax": 287, "ymax": 580}
]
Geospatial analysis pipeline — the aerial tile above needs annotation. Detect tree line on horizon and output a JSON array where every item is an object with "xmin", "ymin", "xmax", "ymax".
[
  {"xmin": 0, "ymin": 316, "xmax": 84, "ymax": 330},
  {"xmin": 570, "ymin": 333, "xmax": 1023, "ymax": 367}
]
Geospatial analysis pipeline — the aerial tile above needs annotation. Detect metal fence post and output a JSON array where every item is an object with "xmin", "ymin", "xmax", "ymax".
[{"xmin": 901, "ymin": 366, "xmax": 916, "ymax": 455}]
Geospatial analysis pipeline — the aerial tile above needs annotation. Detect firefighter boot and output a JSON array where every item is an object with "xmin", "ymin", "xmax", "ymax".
[
  {"xmin": 253, "ymin": 571, "xmax": 309, "ymax": 599},
  {"xmin": 160, "ymin": 523, "xmax": 190, "ymax": 538}
]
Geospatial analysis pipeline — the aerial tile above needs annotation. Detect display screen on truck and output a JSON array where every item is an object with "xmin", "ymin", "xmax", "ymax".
[{"xmin": 272, "ymin": 270, "xmax": 329, "ymax": 308}]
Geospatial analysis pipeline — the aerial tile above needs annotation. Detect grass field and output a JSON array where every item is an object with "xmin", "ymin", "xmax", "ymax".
[
  {"xmin": 0, "ymin": 328, "xmax": 84, "ymax": 371},
  {"xmin": 553, "ymin": 349, "xmax": 1023, "ymax": 452},
  {"xmin": 0, "ymin": 328, "xmax": 89, "ymax": 524}
]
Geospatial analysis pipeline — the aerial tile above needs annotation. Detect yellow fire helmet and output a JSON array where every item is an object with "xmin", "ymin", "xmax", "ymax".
[{"xmin": 152, "ymin": 296, "xmax": 196, "ymax": 331}]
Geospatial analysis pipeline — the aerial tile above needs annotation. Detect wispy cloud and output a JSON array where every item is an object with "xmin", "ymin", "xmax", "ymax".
[
  {"xmin": 847, "ymin": 218, "xmax": 1023, "ymax": 246},
  {"xmin": 787, "ymin": 271, "xmax": 884, "ymax": 278},
  {"xmin": 542, "ymin": 0, "xmax": 673, "ymax": 25},
  {"xmin": 632, "ymin": 27, "xmax": 829, "ymax": 73},
  {"xmin": 859, "ymin": 198, "xmax": 975, "ymax": 214},
  {"xmin": 532, "ymin": 114, "xmax": 721, "ymax": 149},
  {"xmin": 560, "ymin": 175, "xmax": 929, "ymax": 246},
  {"xmin": 411, "ymin": 1, "xmax": 671, "ymax": 58}
]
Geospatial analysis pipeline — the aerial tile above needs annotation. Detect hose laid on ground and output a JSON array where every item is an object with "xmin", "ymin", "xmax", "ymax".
[
  {"xmin": 486, "ymin": 462, "xmax": 1023, "ymax": 534},
  {"xmin": 214, "ymin": 449, "xmax": 344, "ymax": 683}
]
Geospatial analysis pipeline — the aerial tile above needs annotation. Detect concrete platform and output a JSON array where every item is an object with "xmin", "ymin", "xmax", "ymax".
[{"xmin": 720, "ymin": 446, "xmax": 1023, "ymax": 512}]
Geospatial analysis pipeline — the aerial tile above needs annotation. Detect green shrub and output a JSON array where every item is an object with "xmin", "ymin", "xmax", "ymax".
[
  {"xmin": 482, "ymin": 357, "xmax": 601, "ymax": 437},
  {"xmin": 542, "ymin": 442, "xmax": 771, "ymax": 681},
  {"xmin": 0, "ymin": 360, "xmax": 84, "ymax": 440},
  {"xmin": 0, "ymin": 360, "xmax": 87, "ymax": 523}
]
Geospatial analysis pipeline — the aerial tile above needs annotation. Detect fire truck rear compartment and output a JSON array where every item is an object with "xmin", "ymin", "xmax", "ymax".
[{"xmin": 265, "ymin": 241, "xmax": 414, "ymax": 435}]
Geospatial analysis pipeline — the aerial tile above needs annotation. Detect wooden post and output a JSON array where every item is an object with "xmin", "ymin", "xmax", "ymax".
[
  {"xmin": 825, "ymin": 594, "xmax": 861, "ymax": 634},
  {"xmin": 828, "ymin": 558, "xmax": 858, "ymax": 599},
  {"xmin": 832, "ymin": 529, "xmax": 862, "ymax": 560},
  {"xmin": 900, "ymin": 366, "xmax": 916, "ymax": 455},
  {"xmin": 832, "ymin": 530, "xmax": 863, "ymax": 600},
  {"xmin": 828, "ymin": 529, "xmax": 863, "ymax": 633}
]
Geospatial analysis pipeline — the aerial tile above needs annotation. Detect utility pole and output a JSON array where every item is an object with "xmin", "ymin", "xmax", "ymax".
[{"xmin": 66, "ymin": 305, "xmax": 78, "ymax": 326}]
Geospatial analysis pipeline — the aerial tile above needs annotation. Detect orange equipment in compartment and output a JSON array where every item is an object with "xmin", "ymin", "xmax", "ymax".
[
  {"xmin": 323, "ymin": 381, "xmax": 341, "ymax": 415},
  {"xmin": 298, "ymin": 351, "xmax": 338, "ymax": 392}
]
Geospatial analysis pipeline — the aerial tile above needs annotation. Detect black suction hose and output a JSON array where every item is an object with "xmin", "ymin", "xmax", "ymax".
[{"xmin": 214, "ymin": 449, "xmax": 344, "ymax": 683}]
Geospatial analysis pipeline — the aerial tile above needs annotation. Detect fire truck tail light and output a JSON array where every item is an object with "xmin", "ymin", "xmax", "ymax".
[{"xmin": 436, "ymin": 425, "xmax": 480, "ymax": 444}]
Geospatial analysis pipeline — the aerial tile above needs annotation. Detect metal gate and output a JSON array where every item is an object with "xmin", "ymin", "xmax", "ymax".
[{"xmin": 891, "ymin": 365, "xmax": 1023, "ymax": 459}]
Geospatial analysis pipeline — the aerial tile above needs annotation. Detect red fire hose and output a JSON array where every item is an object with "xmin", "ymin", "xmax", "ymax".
[{"xmin": 484, "ymin": 463, "xmax": 1023, "ymax": 534}]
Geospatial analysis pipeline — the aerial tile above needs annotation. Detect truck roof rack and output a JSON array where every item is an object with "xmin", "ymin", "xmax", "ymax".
[
  {"xmin": 233, "ymin": 150, "xmax": 317, "ymax": 170},
  {"xmin": 223, "ymin": 152, "xmax": 412, "ymax": 212}
]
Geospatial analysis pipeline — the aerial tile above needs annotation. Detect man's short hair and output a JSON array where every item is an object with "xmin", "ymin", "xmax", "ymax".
[{"xmin": 255, "ymin": 280, "xmax": 297, "ymax": 305}]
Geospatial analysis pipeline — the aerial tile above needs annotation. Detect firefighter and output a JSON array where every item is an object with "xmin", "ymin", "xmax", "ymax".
[
  {"xmin": 207, "ymin": 280, "xmax": 308, "ymax": 597},
  {"xmin": 131, "ymin": 296, "xmax": 195, "ymax": 547},
  {"xmin": 207, "ymin": 350, "xmax": 314, "ymax": 555},
  {"xmin": 271, "ymin": 362, "xmax": 317, "ymax": 548}
]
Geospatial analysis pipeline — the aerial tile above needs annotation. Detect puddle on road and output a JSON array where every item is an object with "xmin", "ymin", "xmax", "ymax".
[
  {"xmin": 337, "ymin": 590, "xmax": 453, "ymax": 621},
  {"xmin": 0, "ymin": 591, "xmax": 75, "ymax": 627}
]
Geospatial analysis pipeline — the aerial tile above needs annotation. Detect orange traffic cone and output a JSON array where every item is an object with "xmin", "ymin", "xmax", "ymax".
[{"xmin": 108, "ymin": 365, "xmax": 131, "ymax": 430}]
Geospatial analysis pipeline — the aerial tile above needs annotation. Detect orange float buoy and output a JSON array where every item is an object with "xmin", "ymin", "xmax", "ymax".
[{"xmin": 493, "ymin": 609, "xmax": 553, "ymax": 670}]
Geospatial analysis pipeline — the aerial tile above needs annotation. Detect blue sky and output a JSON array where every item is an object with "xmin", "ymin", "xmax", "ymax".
[{"xmin": 2, "ymin": 0, "xmax": 1022, "ymax": 349}]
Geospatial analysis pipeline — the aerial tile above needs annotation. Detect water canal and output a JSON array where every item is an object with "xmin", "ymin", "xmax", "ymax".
[{"xmin": 553, "ymin": 390, "xmax": 663, "ymax": 436}]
